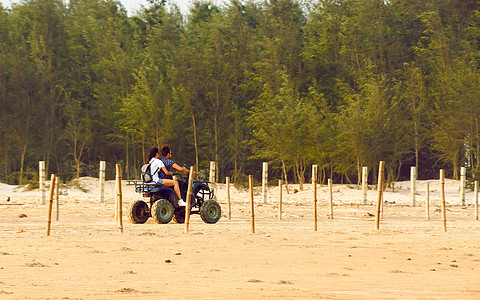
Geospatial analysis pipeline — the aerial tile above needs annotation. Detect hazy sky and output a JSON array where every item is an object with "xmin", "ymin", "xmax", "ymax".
[{"xmin": 0, "ymin": 0, "xmax": 219, "ymax": 15}]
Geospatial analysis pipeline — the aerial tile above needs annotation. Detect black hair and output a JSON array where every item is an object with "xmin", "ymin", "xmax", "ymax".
[
  {"xmin": 161, "ymin": 144, "xmax": 170, "ymax": 157},
  {"xmin": 147, "ymin": 147, "xmax": 159, "ymax": 162}
]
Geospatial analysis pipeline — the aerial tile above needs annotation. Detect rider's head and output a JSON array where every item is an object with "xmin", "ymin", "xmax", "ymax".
[
  {"xmin": 147, "ymin": 147, "xmax": 159, "ymax": 162},
  {"xmin": 161, "ymin": 144, "xmax": 171, "ymax": 157}
]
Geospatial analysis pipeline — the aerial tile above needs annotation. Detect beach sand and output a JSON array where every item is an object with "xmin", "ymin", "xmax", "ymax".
[{"xmin": 0, "ymin": 177, "xmax": 479, "ymax": 299}]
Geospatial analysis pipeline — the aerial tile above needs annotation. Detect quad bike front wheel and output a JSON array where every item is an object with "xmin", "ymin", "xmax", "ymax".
[
  {"xmin": 127, "ymin": 200, "xmax": 150, "ymax": 224},
  {"xmin": 200, "ymin": 199, "xmax": 221, "ymax": 224},
  {"xmin": 151, "ymin": 199, "xmax": 174, "ymax": 224}
]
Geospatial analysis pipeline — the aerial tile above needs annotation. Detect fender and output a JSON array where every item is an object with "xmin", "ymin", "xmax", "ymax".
[
  {"xmin": 192, "ymin": 182, "xmax": 213, "ymax": 203},
  {"xmin": 151, "ymin": 186, "xmax": 177, "ymax": 206},
  {"xmin": 192, "ymin": 182, "xmax": 210, "ymax": 195}
]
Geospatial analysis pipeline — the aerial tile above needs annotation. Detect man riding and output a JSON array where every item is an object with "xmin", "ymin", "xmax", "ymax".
[{"xmin": 158, "ymin": 144, "xmax": 191, "ymax": 180}]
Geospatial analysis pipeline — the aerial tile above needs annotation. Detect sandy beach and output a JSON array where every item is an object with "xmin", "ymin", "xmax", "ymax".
[{"xmin": 1, "ymin": 177, "xmax": 480, "ymax": 299}]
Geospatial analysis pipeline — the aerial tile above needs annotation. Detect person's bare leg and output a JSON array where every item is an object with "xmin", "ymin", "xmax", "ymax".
[{"xmin": 163, "ymin": 179, "xmax": 182, "ymax": 201}]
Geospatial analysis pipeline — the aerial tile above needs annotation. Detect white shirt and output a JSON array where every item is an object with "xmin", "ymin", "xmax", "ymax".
[{"xmin": 149, "ymin": 157, "xmax": 165, "ymax": 183}]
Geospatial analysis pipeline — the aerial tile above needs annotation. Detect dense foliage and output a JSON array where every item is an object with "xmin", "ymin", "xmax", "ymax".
[{"xmin": 1, "ymin": 0, "xmax": 480, "ymax": 186}]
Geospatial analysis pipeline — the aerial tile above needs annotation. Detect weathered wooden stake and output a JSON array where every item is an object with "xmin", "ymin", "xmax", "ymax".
[
  {"xmin": 185, "ymin": 166, "xmax": 195, "ymax": 233},
  {"xmin": 249, "ymin": 175, "xmax": 255, "ymax": 233},
  {"xmin": 411, "ymin": 166, "xmax": 416, "ymax": 207},
  {"xmin": 328, "ymin": 178, "xmax": 333, "ymax": 219},
  {"xmin": 114, "ymin": 173, "xmax": 118, "ymax": 221},
  {"xmin": 98, "ymin": 161, "xmax": 106, "ymax": 203},
  {"xmin": 39, "ymin": 161, "xmax": 46, "ymax": 205},
  {"xmin": 278, "ymin": 179, "xmax": 283, "ymax": 220},
  {"xmin": 460, "ymin": 166, "xmax": 466, "ymax": 206},
  {"xmin": 425, "ymin": 182, "xmax": 430, "ymax": 221},
  {"xmin": 262, "ymin": 162, "xmax": 268, "ymax": 204},
  {"xmin": 312, "ymin": 164, "xmax": 318, "ymax": 231},
  {"xmin": 475, "ymin": 181, "xmax": 478, "ymax": 221},
  {"xmin": 209, "ymin": 161, "xmax": 216, "ymax": 190},
  {"xmin": 375, "ymin": 161, "xmax": 385, "ymax": 230},
  {"xmin": 226, "ymin": 177, "xmax": 231, "ymax": 220},
  {"xmin": 440, "ymin": 169, "xmax": 447, "ymax": 232},
  {"xmin": 55, "ymin": 177, "xmax": 60, "ymax": 221},
  {"xmin": 362, "ymin": 166, "xmax": 368, "ymax": 205},
  {"xmin": 380, "ymin": 192, "xmax": 384, "ymax": 220},
  {"xmin": 46, "ymin": 174, "xmax": 56, "ymax": 236},
  {"xmin": 116, "ymin": 164, "xmax": 123, "ymax": 233}
]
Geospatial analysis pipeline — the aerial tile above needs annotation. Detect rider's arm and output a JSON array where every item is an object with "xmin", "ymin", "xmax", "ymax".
[
  {"xmin": 161, "ymin": 166, "xmax": 173, "ymax": 177},
  {"xmin": 172, "ymin": 163, "xmax": 189, "ymax": 174}
]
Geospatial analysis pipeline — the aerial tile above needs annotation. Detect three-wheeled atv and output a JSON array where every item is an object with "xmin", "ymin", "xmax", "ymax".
[{"xmin": 126, "ymin": 175, "xmax": 221, "ymax": 224}]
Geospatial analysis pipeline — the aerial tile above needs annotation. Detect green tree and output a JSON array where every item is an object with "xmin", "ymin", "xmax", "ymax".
[
  {"xmin": 338, "ymin": 71, "xmax": 410, "ymax": 184},
  {"xmin": 62, "ymin": 91, "xmax": 92, "ymax": 179},
  {"xmin": 219, "ymin": 0, "xmax": 262, "ymax": 182},
  {"xmin": 0, "ymin": 5, "xmax": 11, "ymax": 182},
  {"xmin": 65, "ymin": 0, "xmax": 133, "ymax": 176},
  {"xmin": 400, "ymin": 62, "xmax": 427, "ymax": 173},
  {"xmin": 249, "ymin": 72, "xmax": 317, "ymax": 190},
  {"xmin": 3, "ymin": 0, "xmax": 69, "ymax": 183}
]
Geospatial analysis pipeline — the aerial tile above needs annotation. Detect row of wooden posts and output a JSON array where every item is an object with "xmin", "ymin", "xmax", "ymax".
[
  {"xmin": 40, "ymin": 160, "xmax": 479, "ymax": 236},
  {"xmin": 246, "ymin": 162, "xmax": 480, "ymax": 233},
  {"xmin": 38, "ymin": 161, "xmax": 474, "ymax": 207},
  {"xmin": 211, "ymin": 162, "xmax": 472, "ymax": 207},
  {"xmin": 226, "ymin": 162, "xmax": 479, "ymax": 233}
]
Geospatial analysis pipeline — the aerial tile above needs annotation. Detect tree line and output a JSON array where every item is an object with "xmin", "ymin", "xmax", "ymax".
[{"xmin": 1, "ymin": 0, "xmax": 480, "ymax": 188}]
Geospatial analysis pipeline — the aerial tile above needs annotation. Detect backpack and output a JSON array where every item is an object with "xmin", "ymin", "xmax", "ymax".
[{"xmin": 141, "ymin": 163, "xmax": 154, "ymax": 183}]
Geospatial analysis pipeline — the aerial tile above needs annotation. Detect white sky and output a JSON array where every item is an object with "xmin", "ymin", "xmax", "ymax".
[{"xmin": 0, "ymin": 0, "xmax": 220, "ymax": 15}]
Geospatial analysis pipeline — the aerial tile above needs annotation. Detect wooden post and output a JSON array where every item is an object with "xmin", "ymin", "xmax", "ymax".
[
  {"xmin": 362, "ymin": 166, "xmax": 368, "ymax": 205},
  {"xmin": 411, "ymin": 166, "xmax": 416, "ymax": 207},
  {"xmin": 55, "ymin": 177, "xmax": 60, "ymax": 221},
  {"xmin": 375, "ymin": 161, "xmax": 385, "ymax": 230},
  {"xmin": 475, "ymin": 181, "xmax": 478, "ymax": 221},
  {"xmin": 381, "ymin": 192, "xmax": 384, "ymax": 219},
  {"xmin": 312, "ymin": 164, "xmax": 318, "ymax": 231},
  {"xmin": 440, "ymin": 169, "xmax": 447, "ymax": 232},
  {"xmin": 39, "ymin": 161, "xmax": 46, "ymax": 205},
  {"xmin": 46, "ymin": 174, "xmax": 56, "ymax": 236},
  {"xmin": 379, "ymin": 168, "xmax": 385, "ymax": 220},
  {"xmin": 328, "ymin": 178, "xmax": 333, "ymax": 219},
  {"xmin": 425, "ymin": 182, "xmax": 430, "ymax": 221},
  {"xmin": 226, "ymin": 177, "xmax": 231, "ymax": 220},
  {"xmin": 460, "ymin": 166, "xmax": 466, "ymax": 206},
  {"xmin": 114, "ymin": 173, "xmax": 118, "ymax": 221},
  {"xmin": 249, "ymin": 175, "xmax": 255, "ymax": 234},
  {"xmin": 262, "ymin": 162, "xmax": 268, "ymax": 204},
  {"xmin": 98, "ymin": 161, "xmax": 106, "ymax": 203},
  {"xmin": 185, "ymin": 166, "xmax": 195, "ymax": 233},
  {"xmin": 209, "ymin": 161, "xmax": 216, "ymax": 190},
  {"xmin": 116, "ymin": 164, "xmax": 123, "ymax": 233},
  {"xmin": 278, "ymin": 179, "xmax": 282, "ymax": 220}
]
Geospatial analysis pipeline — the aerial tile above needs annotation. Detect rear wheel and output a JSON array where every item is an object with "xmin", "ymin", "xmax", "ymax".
[
  {"xmin": 173, "ymin": 207, "xmax": 186, "ymax": 224},
  {"xmin": 200, "ymin": 200, "xmax": 221, "ymax": 224},
  {"xmin": 151, "ymin": 199, "xmax": 174, "ymax": 224},
  {"xmin": 127, "ymin": 200, "xmax": 149, "ymax": 224}
]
